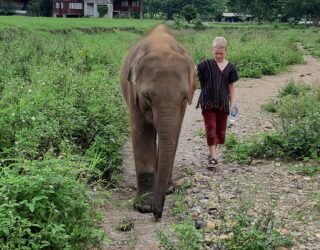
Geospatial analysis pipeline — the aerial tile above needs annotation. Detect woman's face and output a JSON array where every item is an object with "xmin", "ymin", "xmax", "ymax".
[{"xmin": 213, "ymin": 47, "xmax": 227, "ymax": 62}]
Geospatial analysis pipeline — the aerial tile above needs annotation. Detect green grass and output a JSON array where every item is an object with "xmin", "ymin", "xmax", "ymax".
[
  {"xmin": 180, "ymin": 28, "xmax": 305, "ymax": 78},
  {"xmin": 0, "ymin": 16, "xmax": 160, "ymax": 30},
  {"xmin": 1, "ymin": 17, "xmax": 320, "ymax": 248},
  {"xmin": 218, "ymin": 200, "xmax": 293, "ymax": 250}
]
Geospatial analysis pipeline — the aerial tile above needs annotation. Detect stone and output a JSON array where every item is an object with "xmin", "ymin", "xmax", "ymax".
[
  {"xmin": 183, "ymin": 196, "xmax": 193, "ymax": 205},
  {"xmin": 176, "ymin": 178, "xmax": 186, "ymax": 187},
  {"xmin": 192, "ymin": 206, "xmax": 202, "ymax": 214},
  {"xmin": 219, "ymin": 234, "xmax": 231, "ymax": 240},
  {"xmin": 192, "ymin": 212, "xmax": 199, "ymax": 220},
  {"xmin": 206, "ymin": 220, "xmax": 216, "ymax": 229},
  {"xmin": 207, "ymin": 201, "xmax": 218, "ymax": 209},
  {"xmin": 263, "ymin": 122, "xmax": 273, "ymax": 129},
  {"xmin": 194, "ymin": 173, "xmax": 211, "ymax": 181},
  {"xmin": 200, "ymin": 199, "xmax": 209, "ymax": 204},
  {"xmin": 251, "ymin": 159, "xmax": 265, "ymax": 166},
  {"xmin": 296, "ymin": 183, "xmax": 304, "ymax": 189},
  {"xmin": 275, "ymin": 163, "xmax": 281, "ymax": 167},
  {"xmin": 195, "ymin": 219, "xmax": 206, "ymax": 229}
]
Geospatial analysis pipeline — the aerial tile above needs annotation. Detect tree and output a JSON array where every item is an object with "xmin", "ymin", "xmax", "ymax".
[
  {"xmin": 193, "ymin": 0, "xmax": 227, "ymax": 20},
  {"xmin": 181, "ymin": 4, "xmax": 197, "ymax": 23},
  {"xmin": 139, "ymin": 0, "xmax": 143, "ymax": 19},
  {"xmin": 0, "ymin": 0, "xmax": 15, "ymax": 14},
  {"xmin": 143, "ymin": 0, "xmax": 162, "ymax": 18},
  {"xmin": 28, "ymin": 0, "xmax": 52, "ymax": 16},
  {"xmin": 227, "ymin": 0, "xmax": 286, "ymax": 22},
  {"xmin": 286, "ymin": 0, "xmax": 320, "ymax": 26},
  {"xmin": 21, "ymin": 0, "xmax": 29, "ymax": 10},
  {"xmin": 161, "ymin": 0, "xmax": 185, "ymax": 19}
]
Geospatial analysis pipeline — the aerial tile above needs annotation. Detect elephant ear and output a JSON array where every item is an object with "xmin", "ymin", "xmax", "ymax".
[
  {"xmin": 127, "ymin": 66, "xmax": 138, "ymax": 105},
  {"xmin": 187, "ymin": 62, "xmax": 197, "ymax": 105},
  {"xmin": 127, "ymin": 52, "xmax": 148, "ymax": 105}
]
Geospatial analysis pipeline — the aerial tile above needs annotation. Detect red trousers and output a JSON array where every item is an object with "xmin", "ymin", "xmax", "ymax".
[{"xmin": 202, "ymin": 108, "xmax": 228, "ymax": 146}]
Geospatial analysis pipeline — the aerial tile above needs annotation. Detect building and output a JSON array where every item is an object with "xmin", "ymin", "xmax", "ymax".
[
  {"xmin": 83, "ymin": 0, "xmax": 113, "ymax": 18},
  {"xmin": 53, "ymin": 1, "xmax": 84, "ymax": 17},
  {"xmin": 113, "ymin": 0, "xmax": 141, "ymax": 18},
  {"xmin": 53, "ymin": 0, "xmax": 141, "ymax": 18},
  {"xmin": 221, "ymin": 13, "xmax": 253, "ymax": 22}
]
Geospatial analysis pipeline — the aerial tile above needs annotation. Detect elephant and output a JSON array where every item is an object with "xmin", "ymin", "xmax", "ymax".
[{"xmin": 120, "ymin": 24, "xmax": 196, "ymax": 220}]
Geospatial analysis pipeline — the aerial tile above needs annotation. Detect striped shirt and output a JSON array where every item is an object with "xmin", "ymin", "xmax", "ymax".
[{"xmin": 196, "ymin": 59, "xmax": 239, "ymax": 113}]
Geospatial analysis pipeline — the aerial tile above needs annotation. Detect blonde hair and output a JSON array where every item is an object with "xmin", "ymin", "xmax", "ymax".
[{"xmin": 212, "ymin": 37, "xmax": 228, "ymax": 49}]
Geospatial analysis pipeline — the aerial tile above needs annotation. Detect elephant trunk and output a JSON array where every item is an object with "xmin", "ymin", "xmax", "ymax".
[{"xmin": 153, "ymin": 108, "xmax": 183, "ymax": 220}]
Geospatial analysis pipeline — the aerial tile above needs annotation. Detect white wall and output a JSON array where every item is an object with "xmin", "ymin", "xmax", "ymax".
[{"xmin": 84, "ymin": 1, "xmax": 113, "ymax": 18}]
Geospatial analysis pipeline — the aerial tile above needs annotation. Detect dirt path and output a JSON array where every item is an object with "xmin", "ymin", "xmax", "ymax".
[{"xmin": 101, "ymin": 56, "xmax": 320, "ymax": 250}]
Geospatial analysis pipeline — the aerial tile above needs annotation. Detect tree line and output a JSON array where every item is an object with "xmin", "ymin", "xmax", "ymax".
[
  {"xmin": 0, "ymin": 0, "xmax": 319, "ymax": 26},
  {"xmin": 0, "ymin": 0, "xmax": 52, "ymax": 16},
  {"xmin": 144, "ymin": 0, "xmax": 320, "ymax": 26}
]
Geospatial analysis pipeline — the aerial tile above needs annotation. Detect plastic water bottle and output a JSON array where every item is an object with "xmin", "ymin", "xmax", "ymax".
[{"xmin": 229, "ymin": 102, "xmax": 238, "ymax": 126}]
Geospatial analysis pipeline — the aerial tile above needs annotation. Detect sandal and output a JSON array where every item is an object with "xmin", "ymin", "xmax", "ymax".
[{"xmin": 208, "ymin": 157, "xmax": 218, "ymax": 166}]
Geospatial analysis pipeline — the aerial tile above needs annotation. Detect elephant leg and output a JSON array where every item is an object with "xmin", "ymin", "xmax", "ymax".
[
  {"xmin": 130, "ymin": 109, "xmax": 157, "ymax": 213},
  {"xmin": 166, "ymin": 141, "xmax": 180, "ymax": 195},
  {"xmin": 166, "ymin": 170, "xmax": 175, "ymax": 195}
]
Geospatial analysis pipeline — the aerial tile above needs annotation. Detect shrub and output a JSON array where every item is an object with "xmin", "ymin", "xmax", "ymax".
[
  {"xmin": 193, "ymin": 19, "xmax": 205, "ymax": 30},
  {"xmin": 98, "ymin": 5, "xmax": 109, "ymax": 17},
  {"xmin": 171, "ymin": 18, "xmax": 185, "ymax": 30},
  {"xmin": 225, "ymin": 83, "xmax": 320, "ymax": 163},
  {"xmin": 278, "ymin": 81, "xmax": 311, "ymax": 97},
  {"xmin": 181, "ymin": 5, "xmax": 197, "ymax": 24},
  {"xmin": 0, "ymin": 158, "xmax": 109, "ymax": 249},
  {"xmin": 157, "ymin": 221, "xmax": 203, "ymax": 250},
  {"xmin": 0, "ymin": 28, "xmax": 129, "ymax": 181},
  {"xmin": 219, "ymin": 201, "xmax": 293, "ymax": 249}
]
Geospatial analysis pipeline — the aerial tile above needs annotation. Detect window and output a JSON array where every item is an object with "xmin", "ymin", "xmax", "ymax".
[
  {"xmin": 69, "ymin": 3, "xmax": 83, "ymax": 9},
  {"xmin": 56, "ymin": 2, "xmax": 60, "ymax": 9},
  {"xmin": 132, "ymin": 1, "xmax": 139, "ymax": 7},
  {"xmin": 121, "ymin": 1, "xmax": 128, "ymax": 7},
  {"xmin": 61, "ymin": 2, "xmax": 63, "ymax": 8}
]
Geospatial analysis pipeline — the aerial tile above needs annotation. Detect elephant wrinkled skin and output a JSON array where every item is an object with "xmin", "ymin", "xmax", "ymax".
[{"xmin": 120, "ymin": 24, "xmax": 196, "ymax": 220}]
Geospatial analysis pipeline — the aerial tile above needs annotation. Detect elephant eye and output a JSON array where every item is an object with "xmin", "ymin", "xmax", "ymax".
[{"xmin": 143, "ymin": 93, "xmax": 152, "ymax": 104}]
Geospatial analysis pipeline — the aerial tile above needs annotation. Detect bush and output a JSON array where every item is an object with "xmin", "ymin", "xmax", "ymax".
[
  {"xmin": 181, "ymin": 5, "xmax": 197, "ymax": 24},
  {"xmin": 278, "ymin": 81, "xmax": 311, "ymax": 97},
  {"xmin": 220, "ymin": 201, "xmax": 293, "ymax": 249},
  {"xmin": 193, "ymin": 19, "xmax": 205, "ymax": 30},
  {"xmin": 0, "ymin": 28, "xmax": 129, "ymax": 180},
  {"xmin": 0, "ymin": 158, "xmax": 108, "ymax": 249},
  {"xmin": 171, "ymin": 18, "xmax": 185, "ymax": 30},
  {"xmin": 157, "ymin": 221, "xmax": 203, "ymax": 250},
  {"xmin": 98, "ymin": 5, "xmax": 108, "ymax": 17},
  {"xmin": 225, "ymin": 83, "xmax": 320, "ymax": 163}
]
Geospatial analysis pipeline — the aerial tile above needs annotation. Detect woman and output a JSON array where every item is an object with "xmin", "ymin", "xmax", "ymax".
[{"xmin": 196, "ymin": 37, "xmax": 239, "ymax": 167}]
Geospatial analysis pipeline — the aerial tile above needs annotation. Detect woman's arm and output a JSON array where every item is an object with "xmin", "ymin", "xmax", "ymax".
[{"xmin": 229, "ymin": 83, "xmax": 235, "ymax": 109}]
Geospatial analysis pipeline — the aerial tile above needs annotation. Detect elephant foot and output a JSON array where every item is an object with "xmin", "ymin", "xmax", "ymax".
[
  {"xmin": 133, "ymin": 193, "xmax": 153, "ymax": 213},
  {"xmin": 133, "ymin": 202, "xmax": 152, "ymax": 213},
  {"xmin": 152, "ymin": 194, "xmax": 165, "ymax": 221}
]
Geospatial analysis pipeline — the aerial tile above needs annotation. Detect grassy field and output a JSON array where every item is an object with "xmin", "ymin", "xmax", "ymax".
[
  {"xmin": 0, "ymin": 17, "xmax": 319, "ymax": 248},
  {"xmin": 0, "ymin": 16, "xmax": 159, "ymax": 30}
]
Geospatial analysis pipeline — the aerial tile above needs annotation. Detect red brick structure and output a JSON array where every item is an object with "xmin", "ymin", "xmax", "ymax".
[
  {"xmin": 53, "ymin": 1, "xmax": 84, "ymax": 17},
  {"xmin": 113, "ymin": 0, "xmax": 141, "ymax": 17},
  {"xmin": 52, "ymin": 0, "xmax": 142, "ymax": 18}
]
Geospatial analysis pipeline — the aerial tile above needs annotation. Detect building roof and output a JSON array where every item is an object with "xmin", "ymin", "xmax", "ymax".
[{"xmin": 222, "ymin": 12, "xmax": 252, "ymax": 18}]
